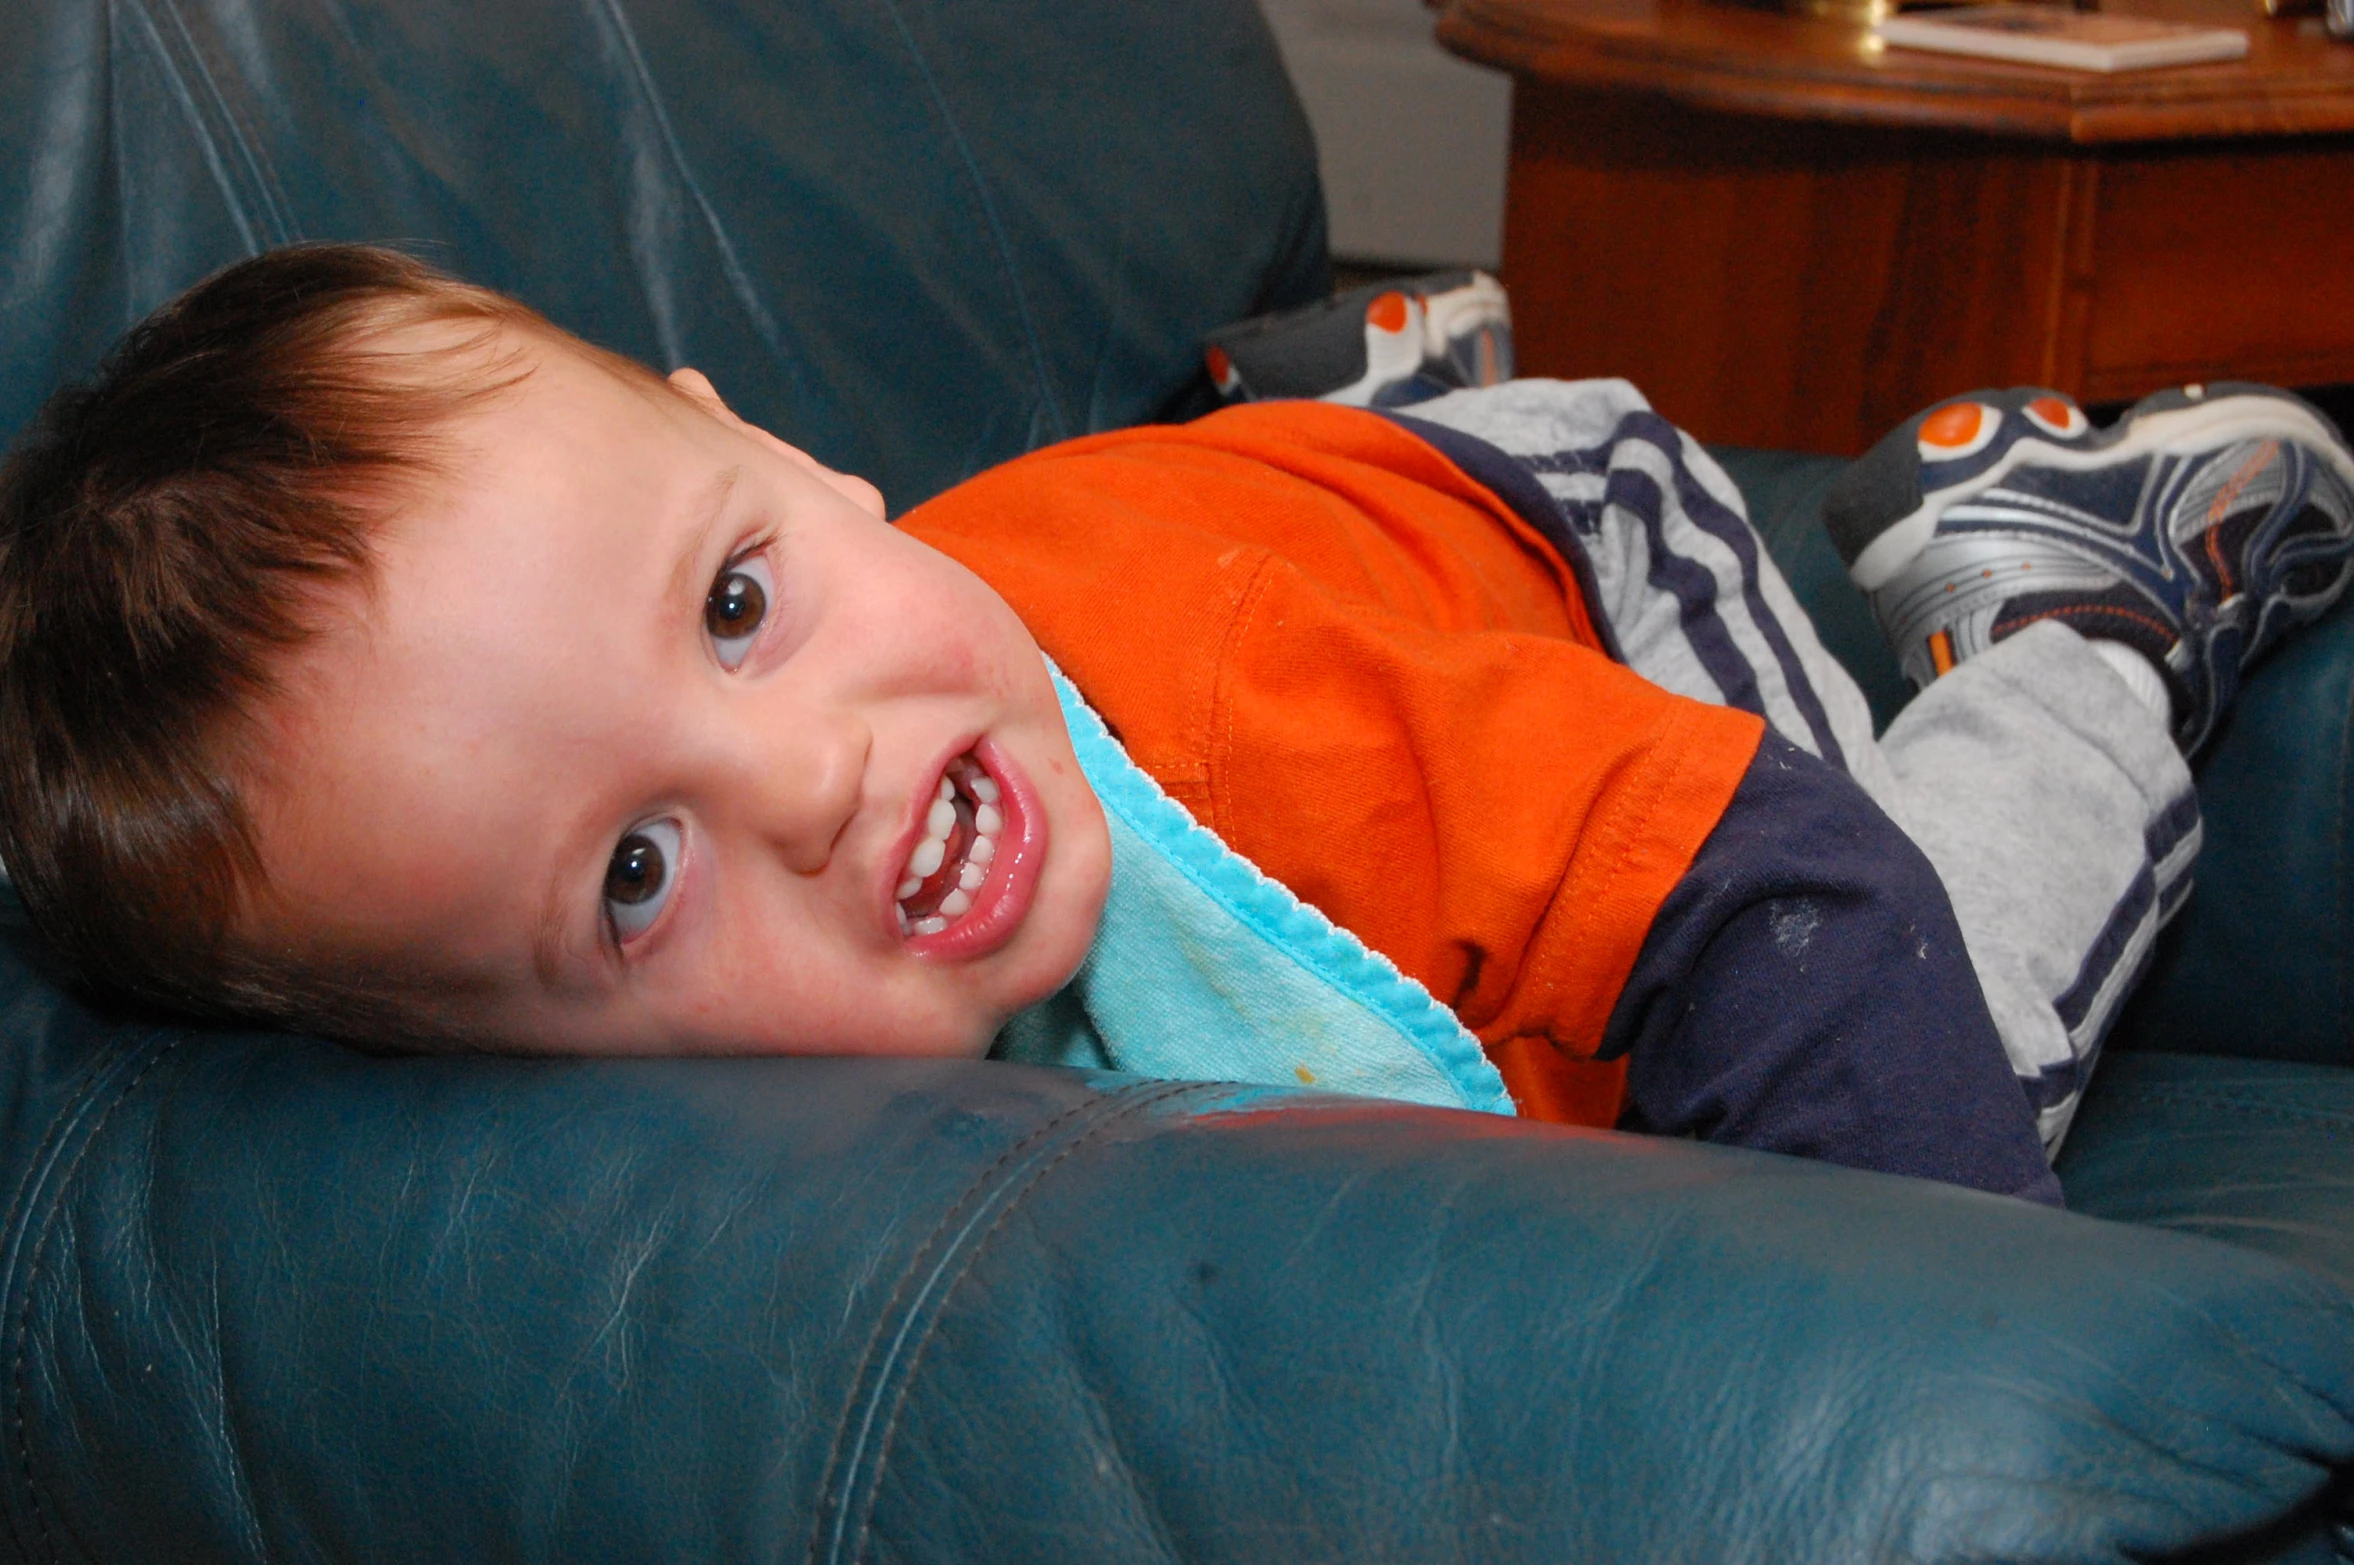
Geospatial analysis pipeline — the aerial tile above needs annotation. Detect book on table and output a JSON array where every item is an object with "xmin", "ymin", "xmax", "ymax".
[{"xmin": 1874, "ymin": 6, "xmax": 2249, "ymax": 71}]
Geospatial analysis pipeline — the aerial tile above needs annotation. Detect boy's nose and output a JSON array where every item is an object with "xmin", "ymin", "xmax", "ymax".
[{"xmin": 727, "ymin": 702, "xmax": 870, "ymax": 875}]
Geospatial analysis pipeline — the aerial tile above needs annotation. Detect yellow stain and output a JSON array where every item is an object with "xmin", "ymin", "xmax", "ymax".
[{"xmin": 1294, "ymin": 1066, "xmax": 1317, "ymax": 1085}]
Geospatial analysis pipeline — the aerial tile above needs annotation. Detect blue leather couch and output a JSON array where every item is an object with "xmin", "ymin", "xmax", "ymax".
[{"xmin": 5, "ymin": 2, "xmax": 2353, "ymax": 1560}]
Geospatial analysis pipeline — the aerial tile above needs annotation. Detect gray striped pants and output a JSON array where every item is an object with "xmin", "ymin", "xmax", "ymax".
[{"xmin": 1411, "ymin": 379, "xmax": 2197, "ymax": 1150}]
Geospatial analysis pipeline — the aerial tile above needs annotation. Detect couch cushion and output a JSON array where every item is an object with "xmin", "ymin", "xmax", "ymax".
[
  {"xmin": 0, "ymin": 0, "xmax": 1329, "ymax": 510},
  {"xmin": 2112, "ymin": 620, "xmax": 2354, "ymax": 1067},
  {"xmin": 2059, "ymin": 1051, "xmax": 2354, "ymax": 1293},
  {"xmin": 1715, "ymin": 442, "xmax": 2354, "ymax": 1069}
]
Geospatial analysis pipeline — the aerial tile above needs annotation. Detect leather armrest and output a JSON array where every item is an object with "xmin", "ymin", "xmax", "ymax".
[{"xmin": 4, "ymin": 948, "xmax": 2347, "ymax": 1561}]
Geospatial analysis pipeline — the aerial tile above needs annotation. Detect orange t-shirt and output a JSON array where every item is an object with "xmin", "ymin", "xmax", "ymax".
[{"xmin": 901, "ymin": 402, "xmax": 1764, "ymax": 1125}]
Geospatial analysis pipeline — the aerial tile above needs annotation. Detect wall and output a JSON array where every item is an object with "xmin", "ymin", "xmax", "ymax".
[{"xmin": 1255, "ymin": 0, "xmax": 1514, "ymax": 269}]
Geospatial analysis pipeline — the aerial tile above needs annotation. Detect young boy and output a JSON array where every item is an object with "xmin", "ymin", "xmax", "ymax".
[{"xmin": 3, "ymin": 245, "xmax": 2349, "ymax": 1208}]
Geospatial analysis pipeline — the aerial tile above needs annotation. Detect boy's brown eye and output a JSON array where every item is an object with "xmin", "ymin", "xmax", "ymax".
[
  {"xmin": 603, "ymin": 818, "xmax": 681, "ymax": 942},
  {"xmin": 607, "ymin": 835, "xmax": 665, "ymax": 904},
  {"xmin": 707, "ymin": 573, "xmax": 763, "ymax": 633},
  {"xmin": 704, "ymin": 556, "xmax": 773, "ymax": 671}
]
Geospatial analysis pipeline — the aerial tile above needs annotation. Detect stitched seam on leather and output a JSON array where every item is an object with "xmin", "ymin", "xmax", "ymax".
[
  {"xmin": 846, "ymin": 1080, "xmax": 1203, "ymax": 1565},
  {"xmin": 0, "ymin": 1027, "xmax": 177, "ymax": 1564},
  {"xmin": 806, "ymin": 1079, "xmax": 1200, "ymax": 1565},
  {"xmin": 9, "ymin": 1033, "xmax": 185, "ymax": 1565},
  {"xmin": 0, "ymin": 1038, "xmax": 148, "ymax": 1304},
  {"xmin": 805, "ymin": 1090, "xmax": 1116, "ymax": 1563}
]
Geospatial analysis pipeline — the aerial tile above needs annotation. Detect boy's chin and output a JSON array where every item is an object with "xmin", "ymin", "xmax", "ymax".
[
  {"xmin": 1026, "ymin": 844, "xmax": 1111, "ymax": 1008},
  {"xmin": 941, "ymin": 920, "xmax": 1098, "ymax": 1060}
]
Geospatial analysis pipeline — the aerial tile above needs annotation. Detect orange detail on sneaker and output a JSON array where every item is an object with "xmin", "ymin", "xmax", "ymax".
[
  {"xmin": 1365, "ymin": 291, "xmax": 1411, "ymax": 333},
  {"xmin": 1205, "ymin": 344, "xmax": 1233, "ymax": 386},
  {"xmin": 1918, "ymin": 402, "xmax": 1985, "ymax": 451},
  {"xmin": 2024, "ymin": 396, "xmax": 2087, "ymax": 438}
]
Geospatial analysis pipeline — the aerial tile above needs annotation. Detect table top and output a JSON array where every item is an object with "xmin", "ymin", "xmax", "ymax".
[{"xmin": 1438, "ymin": 0, "xmax": 2354, "ymax": 140}]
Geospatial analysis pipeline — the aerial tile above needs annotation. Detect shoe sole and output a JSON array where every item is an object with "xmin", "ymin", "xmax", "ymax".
[{"xmin": 1848, "ymin": 386, "xmax": 2354, "ymax": 592}]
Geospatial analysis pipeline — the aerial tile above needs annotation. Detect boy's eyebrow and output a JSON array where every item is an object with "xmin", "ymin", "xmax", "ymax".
[{"xmin": 667, "ymin": 464, "xmax": 744, "ymax": 620}]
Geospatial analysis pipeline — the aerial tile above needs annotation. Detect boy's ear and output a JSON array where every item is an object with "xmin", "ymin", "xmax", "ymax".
[
  {"xmin": 665, "ymin": 365, "xmax": 731, "ymax": 417},
  {"xmin": 665, "ymin": 366, "xmax": 887, "ymax": 520}
]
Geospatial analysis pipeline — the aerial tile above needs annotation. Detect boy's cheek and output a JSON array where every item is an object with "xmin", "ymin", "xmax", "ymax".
[{"xmin": 1045, "ymin": 788, "xmax": 1114, "ymax": 986}]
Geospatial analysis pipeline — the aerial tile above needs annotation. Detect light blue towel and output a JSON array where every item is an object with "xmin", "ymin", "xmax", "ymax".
[{"xmin": 994, "ymin": 662, "xmax": 1515, "ymax": 1116}]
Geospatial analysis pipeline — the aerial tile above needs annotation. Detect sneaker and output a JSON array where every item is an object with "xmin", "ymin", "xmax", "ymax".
[
  {"xmin": 1204, "ymin": 270, "xmax": 1513, "ymax": 409},
  {"xmin": 1824, "ymin": 383, "xmax": 2354, "ymax": 752}
]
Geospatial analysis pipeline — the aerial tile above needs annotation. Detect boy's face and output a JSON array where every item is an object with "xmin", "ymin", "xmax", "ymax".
[{"xmin": 252, "ymin": 335, "xmax": 1110, "ymax": 1057}]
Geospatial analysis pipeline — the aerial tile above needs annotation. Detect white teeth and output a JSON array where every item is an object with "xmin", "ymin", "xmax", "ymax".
[
  {"xmin": 909, "ymin": 837, "xmax": 946, "ymax": 878},
  {"xmin": 899, "ymin": 756, "xmax": 1001, "ymax": 917},
  {"xmin": 897, "ymin": 905, "xmax": 910, "ymax": 933}
]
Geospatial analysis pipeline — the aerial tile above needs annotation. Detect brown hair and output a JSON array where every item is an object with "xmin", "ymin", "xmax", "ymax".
[{"xmin": 0, "ymin": 243, "xmax": 549, "ymax": 1035}]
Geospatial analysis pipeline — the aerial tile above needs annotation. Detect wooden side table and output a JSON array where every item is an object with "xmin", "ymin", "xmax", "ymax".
[{"xmin": 1438, "ymin": 0, "xmax": 2354, "ymax": 454}]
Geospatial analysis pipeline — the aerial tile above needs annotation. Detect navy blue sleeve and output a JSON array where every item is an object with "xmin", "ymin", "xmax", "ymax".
[{"xmin": 1599, "ymin": 732, "xmax": 2063, "ymax": 1206}]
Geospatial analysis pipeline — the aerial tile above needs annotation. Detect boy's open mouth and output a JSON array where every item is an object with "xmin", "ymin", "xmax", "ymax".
[{"xmin": 895, "ymin": 753, "xmax": 1002, "ymax": 936}]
